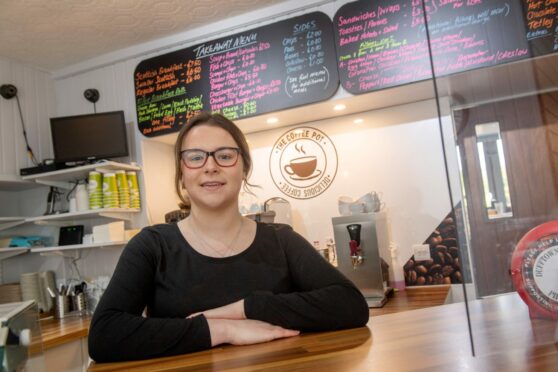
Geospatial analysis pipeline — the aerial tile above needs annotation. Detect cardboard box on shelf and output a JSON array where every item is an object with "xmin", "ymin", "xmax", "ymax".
[
  {"xmin": 0, "ymin": 238, "xmax": 12, "ymax": 247},
  {"xmin": 92, "ymin": 221, "xmax": 125, "ymax": 243}
]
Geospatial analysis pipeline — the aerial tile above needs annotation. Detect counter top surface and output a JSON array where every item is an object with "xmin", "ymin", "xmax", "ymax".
[
  {"xmin": 369, "ymin": 284, "xmax": 450, "ymax": 316},
  {"xmin": 39, "ymin": 315, "xmax": 91, "ymax": 350},
  {"xmin": 38, "ymin": 285, "xmax": 449, "ymax": 351},
  {"xmin": 87, "ymin": 293, "xmax": 558, "ymax": 371}
]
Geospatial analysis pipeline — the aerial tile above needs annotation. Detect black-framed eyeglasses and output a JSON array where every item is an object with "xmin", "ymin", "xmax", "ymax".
[{"xmin": 180, "ymin": 147, "xmax": 241, "ymax": 169}]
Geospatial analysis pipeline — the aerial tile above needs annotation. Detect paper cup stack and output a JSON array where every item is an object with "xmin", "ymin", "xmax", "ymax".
[
  {"xmin": 88, "ymin": 171, "xmax": 103, "ymax": 209},
  {"xmin": 127, "ymin": 171, "xmax": 141, "ymax": 209},
  {"xmin": 20, "ymin": 272, "xmax": 44, "ymax": 312},
  {"xmin": 116, "ymin": 170, "xmax": 130, "ymax": 208},
  {"xmin": 102, "ymin": 172, "xmax": 119, "ymax": 208}
]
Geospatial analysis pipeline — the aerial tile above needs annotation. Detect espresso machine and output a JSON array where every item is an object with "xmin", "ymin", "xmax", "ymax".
[{"xmin": 332, "ymin": 213, "xmax": 390, "ymax": 307}]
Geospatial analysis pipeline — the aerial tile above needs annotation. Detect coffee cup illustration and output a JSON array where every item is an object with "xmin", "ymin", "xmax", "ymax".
[{"xmin": 284, "ymin": 156, "xmax": 320, "ymax": 179}]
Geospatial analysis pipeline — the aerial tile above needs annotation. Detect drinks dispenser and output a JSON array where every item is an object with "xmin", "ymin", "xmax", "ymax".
[{"xmin": 332, "ymin": 213, "xmax": 389, "ymax": 307}]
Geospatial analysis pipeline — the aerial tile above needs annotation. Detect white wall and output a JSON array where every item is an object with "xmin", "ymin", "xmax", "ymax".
[
  {"xmin": 0, "ymin": 58, "xmax": 58, "ymax": 283},
  {"xmin": 246, "ymin": 100, "xmax": 459, "ymax": 262},
  {"xmin": 0, "ymin": 57, "xmax": 56, "ymax": 176},
  {"xmin": 0, "ymin": 187, "xmax": 47, "ymax": 218},
  {"xmin": 141, "ymin": 139, "xmax": 181, "ymax": 223},
  {"xmin": 127, "ymin": 101, "xmax": 459, "ymax": 266}
]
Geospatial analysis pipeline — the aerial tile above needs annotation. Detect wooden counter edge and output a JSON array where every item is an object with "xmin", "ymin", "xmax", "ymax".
[
  {"xmin": 87, "ymin": 294, "xmax": 558, "ymax": 371},
  {"xmin": 39, "ymin": 315, "xmax": 91, "ymax": 350},
  {"xmin": 34, "ymin": 285, "xmax": 450, "ymax": 351}
]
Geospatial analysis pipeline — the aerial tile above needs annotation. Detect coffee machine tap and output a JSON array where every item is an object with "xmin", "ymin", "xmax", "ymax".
[{"xmin": 347, "ymin": 224, "xmax": 364, "ymax": 269}]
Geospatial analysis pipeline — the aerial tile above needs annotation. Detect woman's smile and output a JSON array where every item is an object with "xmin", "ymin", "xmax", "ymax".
[{"xmin": 200, "ymin": 181, "xmax": 226, "ymax": 191}]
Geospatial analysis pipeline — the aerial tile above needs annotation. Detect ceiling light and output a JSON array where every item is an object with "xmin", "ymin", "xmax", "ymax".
[
  {"xmin": 353, "ymin": 118, "xmax": 364, "ymax": 124},
  {"xmin": 333, "ymin": 104, "xmax": 346, "ymax": 111},
  {"xmin": 266, "ymin": 117, "xmax": 278, "ymax": 124}
]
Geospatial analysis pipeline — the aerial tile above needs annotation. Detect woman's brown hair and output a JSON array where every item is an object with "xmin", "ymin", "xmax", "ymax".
[{"xmin": 174, "ymin": 112, "xmax": 254, "ymax": 205}]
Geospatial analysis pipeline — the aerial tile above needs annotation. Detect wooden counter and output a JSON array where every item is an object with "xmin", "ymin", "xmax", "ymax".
[
  {"xmin": 37, "ymin": 285, "xmax": 449, "ymax": 351},
  {"xmin": 39, "ymin": 315, "xmax": 91, "ymax": 350},
  {"xmin": 369, "ymin": 284, "xmax": 450, "ymax": 316},
  {"xmin": 88, "ymin": 293, "xmax": 558, "ymax": 371}
]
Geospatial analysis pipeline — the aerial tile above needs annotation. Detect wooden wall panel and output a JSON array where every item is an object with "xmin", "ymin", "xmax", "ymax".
[
  {"xmin": 541, "ymin": 93, "xmax": 558, "ymax": 195},
  {"xmin": 457, "ymin": 93, "xmax": 558, "ymax": 297}
]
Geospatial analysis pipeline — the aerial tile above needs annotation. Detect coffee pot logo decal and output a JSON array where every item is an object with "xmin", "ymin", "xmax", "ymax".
[
  {"xmin": 270, "ymin": 126, "xmax": 337, "ymax": 199},
  {"xmin": 283, "ymin": 143, "xmax": 322, "ymax": 181}
]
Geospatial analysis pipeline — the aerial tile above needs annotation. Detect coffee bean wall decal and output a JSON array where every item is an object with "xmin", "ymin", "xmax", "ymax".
[{"xmin": 404, "ymin": 211, "xmax": 463, "ymax": 286}]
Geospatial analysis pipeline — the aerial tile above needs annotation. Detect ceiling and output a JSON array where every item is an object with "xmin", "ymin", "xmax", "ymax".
[
  {"xmin": 2, "ymin": 0, "xmax": 556, "ymax": 140},
  {"xmin": 0, "ymin": 0, "xmax": 287, "ymax": 72}
]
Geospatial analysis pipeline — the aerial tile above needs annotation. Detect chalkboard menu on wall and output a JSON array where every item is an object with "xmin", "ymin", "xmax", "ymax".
[
  {"xmin": 134, "ymin": 12, "xmax": 339, "ymax": 137},
  {"xmin": 334, "ymin": 0, "xmax": 530, "ymax": 95},
  {"xmin": 522, "ymin": 0, "xmax": 558, "ymax": 56}
]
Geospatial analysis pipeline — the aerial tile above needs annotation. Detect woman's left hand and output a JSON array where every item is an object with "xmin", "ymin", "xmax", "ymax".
[{"xmin": 187, "ymin": 299, "xmax": 245, "ymax": 320}]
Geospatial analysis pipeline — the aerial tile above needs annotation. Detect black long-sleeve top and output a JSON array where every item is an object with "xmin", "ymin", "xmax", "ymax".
[{"xmin": 88, "ymin": 222, "xmax": 369, "ymax": 362}]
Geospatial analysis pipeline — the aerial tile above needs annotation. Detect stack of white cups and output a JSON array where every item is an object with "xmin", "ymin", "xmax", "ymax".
[
  {"xmin": 20, "ymin": 272, "xmax": 44, "ymax": 312},
  {"xmin": 75, "ymin": 183, "xmax": 89, "ymax": 211}
]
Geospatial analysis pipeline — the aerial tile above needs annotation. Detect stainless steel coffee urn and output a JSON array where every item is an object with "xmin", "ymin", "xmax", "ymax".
[{"xmin": 332, "ymin": 212, "xmax": 390, "ymax": 307}]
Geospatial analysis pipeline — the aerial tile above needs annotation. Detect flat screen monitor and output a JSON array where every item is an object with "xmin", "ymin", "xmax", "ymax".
[{"xmin": 50, "ymin": 111, "xmax": 129, "ymax": 163}]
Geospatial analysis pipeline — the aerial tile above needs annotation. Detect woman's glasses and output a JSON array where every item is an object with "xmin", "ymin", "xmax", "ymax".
[{"xmin": 180, "ymin": 147, "xmax": 241, "ymax": 169}]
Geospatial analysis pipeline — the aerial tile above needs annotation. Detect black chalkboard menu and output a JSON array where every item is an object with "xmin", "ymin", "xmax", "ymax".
[
  {"xmin": 333, "ymin": 0, "xmax": 530, "ymax": 95},
  {"xmin": 521, "ymin": 0, "xmax": 558, "ymax": 56},
  {"xmin": 134, "ymin": 12, "xmax": 339, "ymax": 137}
]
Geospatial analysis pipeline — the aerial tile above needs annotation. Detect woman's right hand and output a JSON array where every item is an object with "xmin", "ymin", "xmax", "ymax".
[{"xmin": 207, "ymin": 318, "xmax": 299, "ymax": 346}]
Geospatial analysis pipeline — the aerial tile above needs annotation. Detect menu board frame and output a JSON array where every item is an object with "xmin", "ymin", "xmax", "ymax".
[
  {"xmin": 134, "ymin": 11, "xmax": 339, "ymax": 137},
  {"xmin": 521, "ymin": 0, "xmax": 558, "ymax": 56},
  {"xmin": 333, "ymin": 0, "xmax": 531, "ymax": 95}
]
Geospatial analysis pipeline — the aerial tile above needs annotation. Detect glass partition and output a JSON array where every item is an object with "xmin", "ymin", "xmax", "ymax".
[{"xmin": 424, "ymin": 0, "xmax": 558, "ymax": 361}]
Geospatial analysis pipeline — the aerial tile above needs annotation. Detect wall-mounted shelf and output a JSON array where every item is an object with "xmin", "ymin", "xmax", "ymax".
[
  {"xmin": 21, "ymin": 161, "xmax": 141, "ymax": 189},
  {"xmin": 0, "ymin": 162, "xmax": 141, "ymax": 262},
  {"xmin": 0, "ymin": 247, "xmax": 29, "ymax": 261},
  {"xmin": 27, "ymin": 208, "xmax": 140, "ymax": 226},
  {"xmin": 0, "ymin": 217, "xmax": 27, "ymax": 232},
  {"xmin": 31, "ymin": 240, "xmax": 128, "ymax": 254},
  {"xmin": 1, "ymin": 209, "xmax": 140, "ymax": 229},
  {"xmin": 0, "ymin": 241, "xmax": 127, "ymax": 259}
]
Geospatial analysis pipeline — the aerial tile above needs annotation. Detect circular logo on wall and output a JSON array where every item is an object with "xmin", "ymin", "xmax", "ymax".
[
  {"xmin": 269, "ymin": 126, "xmax": 337, "ymax": 199},
  {"xmin": 511, "ymin": 221, "xmax": 558, "ymax": 320}
]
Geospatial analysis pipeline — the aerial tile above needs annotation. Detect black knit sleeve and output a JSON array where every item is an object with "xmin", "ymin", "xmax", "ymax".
[
  {"xmin": 244, "ymin": 225, "xmax": 369, "ymax": 331},
  {"xmin": 88, "ymin": 227, "xmax": 211, "ymax": 362}
]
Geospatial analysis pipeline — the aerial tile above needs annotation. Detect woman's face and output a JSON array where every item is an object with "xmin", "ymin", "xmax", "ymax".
[{"xmin": 180, "ymin": 124, "xmax": 244, "ymax": 211}]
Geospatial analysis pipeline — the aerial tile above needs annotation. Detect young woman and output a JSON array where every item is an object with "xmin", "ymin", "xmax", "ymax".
[{"xmin": 88, "ymin": 112, "xmax": 369, "ymax": 362}]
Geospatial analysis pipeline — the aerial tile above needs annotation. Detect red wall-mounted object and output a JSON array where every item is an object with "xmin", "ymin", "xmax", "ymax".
[{"xmin": 510, "ymin": 221, "xmax": 558, "ymax": 320}]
